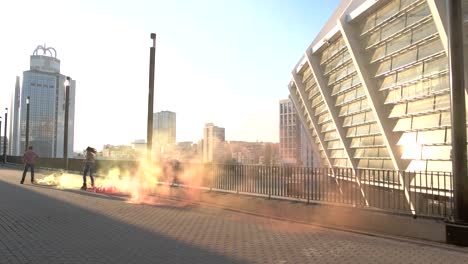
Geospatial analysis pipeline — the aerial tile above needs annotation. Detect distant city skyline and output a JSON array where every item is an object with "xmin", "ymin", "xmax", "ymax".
[{"xmin": 0, "ymin": 0, "xmax": 340, "ymax": 152}]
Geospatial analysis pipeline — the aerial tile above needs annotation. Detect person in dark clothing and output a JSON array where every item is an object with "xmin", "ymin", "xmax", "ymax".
[
  {"xmin": 81, "ymin": 146, "xmax": 97, "ymax": 190},
  {"xmin": 21, "ymin": 146, "xmax": 38, "ymax": 184}
]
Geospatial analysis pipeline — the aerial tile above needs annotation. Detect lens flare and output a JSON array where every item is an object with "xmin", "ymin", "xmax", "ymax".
[{"xmin": 36, "ymin": 158, "xmax": 206, "ymax": 205}]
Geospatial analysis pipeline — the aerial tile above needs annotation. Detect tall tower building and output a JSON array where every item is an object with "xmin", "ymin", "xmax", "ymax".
[
  {"xmin": 203, "ymin": 123, "xmax": 225, "ymax": 163},
  {"xmin": 14, "ymin": 45, "xmax": 75, "ymax": 158},
  {"xmin": 279, "ymin": 98, "xmax": 318, "ymax": 166},
  {"xmin": 279, "ymin": 99, "xmax": 299, "ymax": 164},
  {"xmin": 9, "ymin": 76, "xmax": 21, "ymax": 155},
  {"xmin": 153, "ymin": 110, "xmax": 176, "ymax": 157}
]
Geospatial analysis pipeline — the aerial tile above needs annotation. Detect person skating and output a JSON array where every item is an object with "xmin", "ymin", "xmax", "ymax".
[
  {"xmin": 81, "ymin": 146, "xmax": 97, "ymax": 190},
  {"xmin": 21, "ymin": 146, "xmax": 38, "ymax": 184}
]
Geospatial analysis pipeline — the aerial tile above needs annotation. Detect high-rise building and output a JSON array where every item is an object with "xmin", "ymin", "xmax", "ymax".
[
  {"xmin": 279, "ymin": 98, "xmax": 318, "ymax": 167},
  {"xmin": 9, "ymin": 76, "xmax": 21, "ymax": 155},
  {"xmin": 203, "ymin": 123, "xmax": 225, "ymax": 163},
  {"xmin": 13, "ymin": 45, "xmax": 75, "ymax": 158},
  {"xmin": 279, "ymin": 99, "xmax": 299, "ymax": 164},
  {"xmin": 288, "ymin": 0, "xmax": 467, "ymax": 172},
  {"xmin": 153, "ymin": 111, "xmax": 176, "ymax": 157}
]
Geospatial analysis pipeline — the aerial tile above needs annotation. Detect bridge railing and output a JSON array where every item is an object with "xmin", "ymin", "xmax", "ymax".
[{"xmin": 4, "ymin": 156, "xmax": 452, "ymax": 219}]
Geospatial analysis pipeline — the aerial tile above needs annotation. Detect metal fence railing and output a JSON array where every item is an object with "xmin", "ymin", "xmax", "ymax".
[
  {"xmin": 196, "ymin": 164, "xmax": 453, "ymax": 219},
  {"xmin": 4, "ymin": 156, "xmax": 453, "ymax": 219}
]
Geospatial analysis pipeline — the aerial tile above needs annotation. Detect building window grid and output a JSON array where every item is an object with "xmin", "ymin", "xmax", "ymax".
[
  {"xmin": 360, "ymin": 0, "xmax": 426, "ymax": 36},
  {"xmin": 354, "ymin": 1, "xmax": 449, "ymax": 164}
]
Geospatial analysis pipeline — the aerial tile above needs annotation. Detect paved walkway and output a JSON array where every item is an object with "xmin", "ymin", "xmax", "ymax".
[{"xmin": 1, "ymin": 167, "xmax": 467, "ymax": 264}]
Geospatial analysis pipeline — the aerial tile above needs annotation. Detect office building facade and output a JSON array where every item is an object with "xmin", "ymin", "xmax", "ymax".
[
  {"xmin": 14, "ymin": 45, "xmax": 75, "ymax": 158},
  {"xmin": 288, "ymin": 0, "xmax": 467, "ymax": 172},
  {"xmin": 203, "ymin": 123, "xmax": 225, "ymax": 163},
  {"xmin": 280, "ymin": 99, "xmax": 319, "ymax": 167},
  {"xmin": 153, "ymin": 111, "xmax": 176, "ymax": 157}
]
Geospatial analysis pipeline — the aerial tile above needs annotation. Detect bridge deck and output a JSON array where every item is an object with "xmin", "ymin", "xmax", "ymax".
[{"xmin": 0, "ymin": 167, "xmax": 467, "ymax": 264}]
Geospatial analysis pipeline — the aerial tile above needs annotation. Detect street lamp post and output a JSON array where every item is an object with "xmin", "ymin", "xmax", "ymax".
[
  {"xmin": 147, "ymin": 33, "xmax": 156, "ymax": 161},
  {"xmin": 64, "ymin": 77, "xmax": 70, "ymax": 170},
  {"xmin": 25, "ymin": 97, "xmax": 30, "ymax": 151},
  {"xmin": 4, "ymin": 108, "xmax": 7, "ymax": 163},
  {"xmin": 446, "ymin": 0, "xmax": 468, "ymax": 247}
]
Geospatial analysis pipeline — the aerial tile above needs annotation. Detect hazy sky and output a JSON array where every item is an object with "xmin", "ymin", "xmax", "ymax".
[{"xmin": 0, "ymin": 0, "xmax": 340, "ymax": 152}]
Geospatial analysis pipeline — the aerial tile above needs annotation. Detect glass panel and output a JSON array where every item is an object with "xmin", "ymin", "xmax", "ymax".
[
  {"xmin": 383, "ymin": 160, "xmax": 394, "ymax": 169},
  {"xmin": 375, "ymin": 0, "xmax": 399, "ymax": 25},
  {"xmin": 407, "ymin": 160, "xmax": 427, "ymax": 171},
  {"xmin": 344, "ymin": 89, "xmax": 357, "ymax": 104},
  {"xmin": 343, "ymin": 116, "xmax": 353, "ymax": 127},
  {"xmin": 369, "ymin": 123, "xmax": 380, "ymax": 134},
  {"xmin": 418, "ymin": 40, "xmax": 444, "ymax": 60},
  {"xmin": 418, "ymin": 129, "xmax": 447, "ymax": 145},
  {"xmin": 385, "ymin": 88, "xmax": 401, "ymax": 104},
  {"xmin": 378, "ymin": 74, "xmax": 397, "ymax": 90},
  {"xmin": 375, "ymin": 59, "xmax": 392, "ymax": 76},
  {"xmin": 324, "ymin": 131, "xmax": 338, "ymax": 141},
  {"xmin": 392, "ymin": 49, "xmax": 417, "ymax": 70},
  {"xmin": 302, "ymin": 68, "xmax": 312, "ymax": 82},
  {"xmin": 412, "ymin": 113, "xmax": 440, "ymax": 129},
  {"xmin": 361, "ymin": 14, "xmax": 376, "ymax": 33},
  {"xmin": 328, "ymin": 140, "xmax": 342, "ymax": 149},
  {"xmin": 371, "ymin": 45, "xmax": 387, "ymax": 62},
  {"xmin": 379, "ymin": 147, "xmax": 390, "ymax": 158},
  {"xmin": 346, "ymin": 127, "xmax": 357, "ymax": 137},
  {"xmin": 321, "ymin": 121, "xmax": 335, "ymax": 132},
  {"xmin": 396, "ymin": 64, "xmax": 423, "ymax": 85},
  {"xmin": 354, "ymin": 148, "xmax": 365, "ymax": 158},
  {"xmin": 356, "ymin": 124, "xmax": 370, "ymax": 136},
  {"xmin": 365, "ymin": 148, "xmax": 379, "ymax": 158},
  {"xmin": 366, "ymin": 31, "xmax": 381, "ymax": 48},
  {"xmin": 435, "ymin": 94, "xmax": 450, "ymax": 110},
  {"xmin": 318, "ymin": 113, "xmax": 331, "ymax": 124},
  {"xmin": 336, "ymin": 94, "xmax": 345, "ymax": 106},
  {"xmin": 394, "ymin": 117, "xmax": 412, "ymax": 131},
  {"xmin": 339, "ymin": 105, "xmax": 349, "ymax": 116},
  {"xmin": 352, "ymin": 112, "xmax": 366, "ymax": 126},
  {"xmin": 424, "ymin": 56, "xmax": 448, "ymax": 76},
  {"xmin": 331, "ymin": 149, "xmax": 345, "ymax": 158},
  {"xmin": 407, "ymin": 97, "xmax": 434, "ymax": 115},
  {"xmin": 350, "ymin": 137, "xmax": 360, "ymax": 147},
  {"xmin": 389, "ymin": 103, "xmax": 407, "ymax": 118},
  {"xmin": 398, "ymin": 132, "xmax": 417, "ymax": 145},
  {"xmin": 320, "ymin": 50, "xmax": 329, "ymax": 65},
  {"xmin": 440, "ymin": 112, "xmax": 451, "ymax": 126},
  {"xmin": 381, "ymin": 17, "xmax": 406, "ymax": 40},
  {"xmin": 339, "ymin": 77, "xmax": 353, "ymax": 93},
  {"xmin": 365, "ymin": 111, "xmax": 376, "ymax": 122},
  {"xmin": 400, "ymin": 0, "xmax": 415, "ymax": 10},
  {"xmin": 358, "ymin": 159, "xmax": 369, "ymax": 168},
  {"xmin": 386, "ymin": 33, "xmax": 411, "ymax": 55},
  {"xmin": 412, "ymin": 22, "xmax": 437, "ymax": 43},
  {"xmin": 372, "ymin": 135, "xmax": 383, "ymax": 146},
  {"xmin": 368, "ymin": 159, "xmax": 384, "ymax": 169},
  {"xmin": 355, "ymin": 86, "xmax": 366, "ymax": 98},
  {"xmin": 347, "ymin": 100, "xmax": 362, "ymax": 114},
  {"xmin": 406, "ymin": 4, "xmax": 431, "ymax": 26},
  {"xmin": 426, "ymin": 161, "xmax": 452, "ymax": 172},
  {"xmin": 430, "ymin": 74, "xmax": 449, "ymax": 93}
]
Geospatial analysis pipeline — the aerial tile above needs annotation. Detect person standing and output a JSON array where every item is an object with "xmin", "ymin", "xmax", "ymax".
[
  {"xmin": 21, "ymin": 146, "xmax": 38, "ymax": 184},
  {"xmin": 81, "ymin": 146, "xmax": 97, "ymax": 190}
]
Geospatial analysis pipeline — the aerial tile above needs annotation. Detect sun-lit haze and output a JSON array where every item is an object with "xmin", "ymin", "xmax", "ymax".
[{"xmin": 0, "ymin": 0, "xmax": 340, "ymax": 152}]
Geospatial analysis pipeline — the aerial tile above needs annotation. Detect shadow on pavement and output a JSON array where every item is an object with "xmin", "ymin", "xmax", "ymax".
[{"xmin": 0, "ymin": 178, "xmax": 246, "ymax": 264}]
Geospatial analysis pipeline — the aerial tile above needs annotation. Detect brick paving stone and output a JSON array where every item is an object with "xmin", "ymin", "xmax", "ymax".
[{"xmin": 0, "ymin": 167, "xmax": 468, "ymax": 264}]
